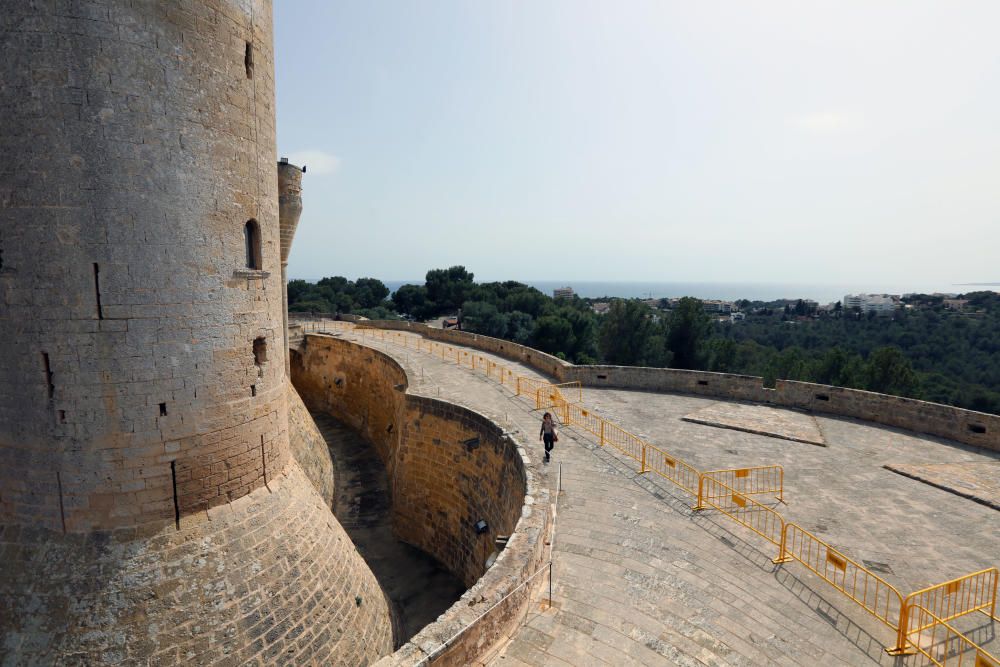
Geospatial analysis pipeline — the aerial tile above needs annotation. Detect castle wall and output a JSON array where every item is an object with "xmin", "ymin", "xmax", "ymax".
[
  {"xmin": 0, "ymin": 2, "xmax": 394, "ymax": 663},
  {"xmin": 0, "ymin": 0, "xmax": 288, "ymax": 531},
  {"xmin": 356, "ymin": 320, "xmax": 569, "ymax": 380},
  {"xmin": 286, "ymin": 381, "xmax": 335, "ymax": 507},
  {"xmin": 351, "ymin": 321, "xmax": 1000, "ymax": 453},
  {"xmin": 291, "ymin": 334, "xmax": 550, "ymax": 664}
]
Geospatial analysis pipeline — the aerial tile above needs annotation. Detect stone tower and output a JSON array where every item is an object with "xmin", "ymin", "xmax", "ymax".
[
  {"xmin": 0, "ymin": 1, "xmax": 393, "ymax": 663},
  {"xmin": 278, "ymin": 157, "xmax": 304, "ymax": 375}
]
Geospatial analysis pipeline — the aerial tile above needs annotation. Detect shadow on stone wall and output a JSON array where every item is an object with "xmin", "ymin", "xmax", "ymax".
[{"xmin": 289, "ymin": 335, "xmax": 550, "ymax": 665}]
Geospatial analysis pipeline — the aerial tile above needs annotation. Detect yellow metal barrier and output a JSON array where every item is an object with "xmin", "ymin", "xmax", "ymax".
[
  {"xmin": 563, "ymin": 403, "xmax": 605, "ymax": 442},
  {"xmin": 642, "ymin": 442, "xmax": 704, "ymax": 497},
  {"xmin": 535, "ymin": 386, "xmax": 566, "ymax": 411},
  {"xmin": 695, "ymin": 465, "xmax": 784, "ymax": 510},
  {"xmin": 891, "ymin": 568, "xmax": 999, "ymax": 655},
  {"xmin": 352, "ymin": 325, "xmax": 1000, "ymax": 661},
  {"xmin": 903, "ymin": 604, "xmax": 999, "ymax": 666},
  {"xmin": 696, "ymin": 475, "xmax": 785, "ymax": 546},
  {"xmin": 774, "ymin": 523, "xmax": 905, "ymax": 630}
]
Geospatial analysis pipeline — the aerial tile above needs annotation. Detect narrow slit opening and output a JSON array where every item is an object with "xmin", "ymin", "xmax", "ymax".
[
  {"xmin": 56, "ymin": 472, "xmax": 67, "ymax": 534},
  {"xmin": 93, "ymin": 263, "xmax": 103, "ymax": 320},
  {"xmin": 260, "ymin": 434, "xmax": 268, "ymax": 487},
  {"xmin": 159, "ymin": 402, "xmax": 167, "ymax": 417},
  {"xmin": 170, "ymin": 460, "xmax": 180, "ymax": 530},
  {"xmin": 42, "ymin": 352, "xmax": 54, "ymax": 399},
  {"xmin": 244, "ymin": 41, "xmax": 254, "ymax": 79}
]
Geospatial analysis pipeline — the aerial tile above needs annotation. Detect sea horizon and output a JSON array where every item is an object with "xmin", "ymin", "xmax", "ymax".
[{"xmin": 287, "ymin": 277, "xmax": 998, "ymax": 304}]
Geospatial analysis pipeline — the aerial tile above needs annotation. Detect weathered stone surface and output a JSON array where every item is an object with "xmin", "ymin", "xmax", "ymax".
[
  {"xmin": 0, "ymin": 4, "xmax": 393, "ymax": 664},
  {"xmin": 358, "ymin": 320, "xmax": 1000, "ymax": 453},
  {"xmin": 287, "ymin": 382, "xmax": 335, "ymax": 506},
  {"xmin": 291, "ymin": 334, "xmax": 551, "ymax": 666},
  {"xmin": 0, "ymin": 464, "xmax": 393, "ymax": 666},
  {"xmin": 884, "ymin": 461, "xmax": 1000, "ymax": 511},
  {"xmin": 318, "ymin": 324, "xmax": 1000, "ymax": 665},
  {"xmin": 682, "ymin": 401, "xmax": 827, "ymax": 447}
]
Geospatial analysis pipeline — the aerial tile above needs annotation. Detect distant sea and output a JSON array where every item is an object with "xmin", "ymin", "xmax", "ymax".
[{"xmin": 376, "ymin": 280, "xmax": 995, "ymax": 305}]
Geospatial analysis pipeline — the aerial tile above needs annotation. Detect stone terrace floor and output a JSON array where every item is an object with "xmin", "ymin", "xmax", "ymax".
[{"xmin": 332, "ymin": 327, "xmax": 1000, "ymax": 666}]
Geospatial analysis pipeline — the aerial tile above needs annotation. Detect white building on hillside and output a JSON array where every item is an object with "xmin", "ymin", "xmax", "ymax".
[
  {"xmin": 553, "ymin": 286, "xmax": 575, "ymax": 299},
  {"xmin": 843, "ymin": 293, "xmax": 899, "ymax": 315}
]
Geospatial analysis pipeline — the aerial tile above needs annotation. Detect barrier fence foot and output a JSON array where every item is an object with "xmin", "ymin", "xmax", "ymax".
[
  {"xmin": 884, "ymin": 646, "xmax": 915, "ymax": 656},
  {"xmin": 691, "ymin": 503, "xmax": 706, "ymax": 511},
  {"xmin": 771, "ymin": 556, "xmax": 794, "ymax": 564}
]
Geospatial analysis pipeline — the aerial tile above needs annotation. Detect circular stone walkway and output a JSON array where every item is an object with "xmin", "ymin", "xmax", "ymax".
[{"xmin": 337, "ymin": 327, "xmax": 999, "ymax": 666}]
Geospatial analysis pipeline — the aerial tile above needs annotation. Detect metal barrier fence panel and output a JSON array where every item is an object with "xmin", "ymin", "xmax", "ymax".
[
  {"xmin": 892, "ymin": 568, "xmax": 999, "ymax": 655},
  {"xmin": 775, "ymin": 523, "xmax": 904, "ymax": 631},
  {"xmin": 601, "ymin": 419, "xmax": 646, "ymax": 465},
  {"xmin": 904, "ymin": 604, "xmax": 1000, "ymax": 667},
  {"xmin": 549, "ymin": 381, "xmax": 582, "ymax": 402},
  {"xmin": 643, "ymin": 443, "xmax": 701, "ymax": 497},
  {"xmin": 699, "ymin": 466, "xmax": 784, "ymax": 507},
  {"xmin": 697, "ymin": 476, "xmax": 785, "ymax": 545},
  {"xmin": 564, "ymin": 403, "xmax": 604, "ymax": 441}
]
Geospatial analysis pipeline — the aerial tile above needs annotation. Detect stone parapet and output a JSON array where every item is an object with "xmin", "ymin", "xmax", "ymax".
[{"xmin": 348, "ymin": 322, "xmax": 999, "ymax": 453}]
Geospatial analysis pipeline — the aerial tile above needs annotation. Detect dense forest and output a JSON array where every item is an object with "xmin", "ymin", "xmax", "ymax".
[{"xmin": 287, "ymin": 267, "xmax": 1000, "ymax": 415}]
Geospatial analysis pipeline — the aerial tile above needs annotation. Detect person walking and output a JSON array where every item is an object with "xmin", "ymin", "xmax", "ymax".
[{"xmin": 539, "ymin": 412, "xmax": 558, "ymax": 463}]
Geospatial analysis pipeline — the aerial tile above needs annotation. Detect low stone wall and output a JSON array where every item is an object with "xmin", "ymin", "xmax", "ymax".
[
  {"xmin": 290, "ymin": 334, "xmax": 550, "ymax": 665},
  {"xmin": 353, "ymin": 321, "xmax": 998, "ymax": 453},
  {"xmin": 565, "ymin": 365, "xmax": 1000, "ymax": 452},
  {"xmin": 357, "ymin": 320, "xmax": 570, "ymax": 380}
]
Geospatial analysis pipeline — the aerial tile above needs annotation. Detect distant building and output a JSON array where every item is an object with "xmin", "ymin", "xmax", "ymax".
[
  {"xmin": 944, "ymin": 299, "xmax": 969, "ymax": 311},
  {"xmin": 553, "ymin": 286, "xmax": 575, "ymax": 299},
  {"xmin": 843, "ymin": 293, "xmax": 899, "ymax": 315},
  {"xmin": 702, "ymin": 299, "xmax": 734, "ymax": 314},
  {"xmin": 591, "ymin": 302, "xmax": 611, "ymax": 314},
  {"xmin": 730, "ymin": 312, "xmax": 746, "ymax": 322}
]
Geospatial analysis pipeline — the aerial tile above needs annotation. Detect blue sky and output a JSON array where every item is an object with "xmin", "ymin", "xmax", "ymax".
[{"xmin": 275, "ymin": 2, "xmax": 1000, "ymax": 287}]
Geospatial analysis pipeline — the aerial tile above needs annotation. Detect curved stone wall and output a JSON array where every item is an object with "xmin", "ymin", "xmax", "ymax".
[
  {"xmin": 286, "ymin": 382, "xmax": 335, "ymax": 506},
  {"xmin": 354, "ymin": 321, "xmax": 1000, "ymax": 453},
  {"xmin": 0, "ymin": 463, "xmax": 393, "ymax": 665},
  {"xmin": 0, "ymin": 0, "xmax": 287, "ymax": 531},
  {"xmin": 0, "ymin": 3, "xmax": 394, "ymax": 663},
  {"xmin": 290, "ymin": 335, "xmax": 550, "ymax": 664}
]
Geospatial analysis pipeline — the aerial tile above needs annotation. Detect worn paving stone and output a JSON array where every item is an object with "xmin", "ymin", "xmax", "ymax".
[
  {"xmin": 883, "ymin": 461, "xmax": 1000, "ymax": 511},
  {"xmin": 681, "ymin": 401, "xmax": 827, "ymax": 447},
  {"xmin": 344, "ymin": 326, "xmax": 1000, "ymax": 666}
]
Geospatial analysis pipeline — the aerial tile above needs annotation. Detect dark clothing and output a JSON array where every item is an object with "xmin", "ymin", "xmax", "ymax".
[{"xmin": 543, "ymin": 433, "xmax": 555, "ymax": 452}]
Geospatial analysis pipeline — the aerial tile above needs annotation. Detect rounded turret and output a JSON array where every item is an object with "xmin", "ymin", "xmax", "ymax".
[{"xmin": 0, "ymin": 2, "xmax": 393, "ymax": 662}]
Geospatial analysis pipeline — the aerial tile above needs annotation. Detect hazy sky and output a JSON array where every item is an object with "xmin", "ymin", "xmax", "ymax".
[{"xmin": 275, "ymin": 2, "xmax": 1000, "ymax": 286}]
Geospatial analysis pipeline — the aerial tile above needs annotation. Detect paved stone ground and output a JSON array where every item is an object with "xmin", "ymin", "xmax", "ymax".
[
  {"xmin": 344, "ymin": 328, "xmax": 1000, "ymax": 666},
  {"xmin": 883, "ymin": 461, "xmax": 1000, "ymax": 512},
  {"xmin": 310, "ymin": 411, "xmax": 467, "ymax": 646},
  {"xmin": 682, "ymin": 402, "xmax": 826, "ymax": 447}
]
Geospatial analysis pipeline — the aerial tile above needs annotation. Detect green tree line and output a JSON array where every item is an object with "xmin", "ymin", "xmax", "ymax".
[{"xmin": 288, "ymin": 268, "xmax": 1000, "ymax": 415}]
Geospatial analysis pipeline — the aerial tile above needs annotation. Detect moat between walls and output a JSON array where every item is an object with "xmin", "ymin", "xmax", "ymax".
[{"xmin": 289, "ymin": 334, "xmax": 551, "ymax": 665}]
